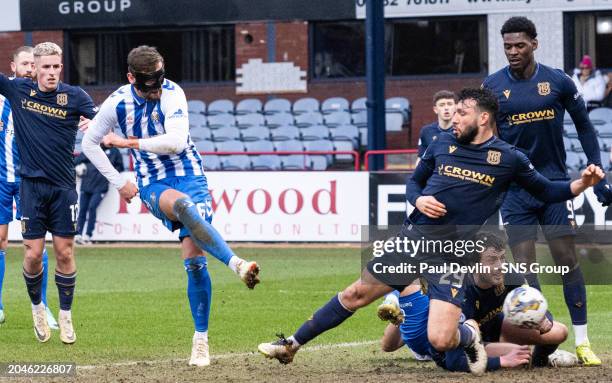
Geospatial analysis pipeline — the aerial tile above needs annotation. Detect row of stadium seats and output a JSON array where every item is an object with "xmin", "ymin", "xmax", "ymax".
[{"xmin": 187, "ymin": 96, "xmax": 410, "ymax": 121}]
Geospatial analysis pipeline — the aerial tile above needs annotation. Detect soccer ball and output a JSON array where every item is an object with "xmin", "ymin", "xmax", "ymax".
[{"xmin": 502, "ymin": 286, "xmax": 548, "ymax": 327}]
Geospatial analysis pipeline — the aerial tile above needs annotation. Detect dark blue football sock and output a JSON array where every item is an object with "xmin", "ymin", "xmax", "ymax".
[
  {"xmin": 457, "ymin": 323, "xmax": 474, "ymax": 348},
  {"xmin": 293, "ymin": 294, "xmax": 354, "ymax": 345},
  {"xmin": 173, "ymin": 198, "xmax": 233, "ymax": 265},
  {"xmin": 23, "ymin": 268, "xmax": 43, "ymax": 305},
  {"xmin": 561, "ymin": 266, "xmax": 587, "ymax": 325},
  {"xmin": 533, "ymin": 344, "xmax": 558, "ymax": 367},
  {"xmin": 55, "ymin": 270, "xmax": 76, "ymax": 311},
  {"xmin": 184, "ymin": 256, "xmax": 212, "ymax": 332},
  {"xmin": 524, "ymin": 272, "xmax": 542, "ymax": 291}
]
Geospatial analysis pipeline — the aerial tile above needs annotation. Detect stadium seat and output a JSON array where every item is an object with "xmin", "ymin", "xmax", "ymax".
[
  {"xmin": 202, "ymin": 155, "xmax": 221, "ymax": 171},
  {"xmin": 304, "ymin": 139, "xmax": 334, "ymax": 167},
  {"xmin": 597, "ymin": 122, "xmax": 612, "ymax": 138},
  {"xmin": 565, "ymin": 151, "xmax": 584, "ymax": 171},
  {"xmin": 324, "ymin": 111, "xmax": 352, "ymax": 127},
  {"xmin": 589, "ymin": 107, "xmax": 612, "ymax": 125},
  {"xmin": 385, "ymin": 113, "xmax": 404, "ymax": 131},
  {"xmin": 245, "ymin": 140, "xmax": 274, "ymax": 153},
  {"xmin": 212, "ymin": 126, "xmax": 241, "ymax": 142},
  {"xmin": 332, "ymin": 140, "xmax": 354, "ymax": 162},
  {"xmin": 274, "ymin": 139, "xmax": 303, "ymax": 153},
  {"xmin": 386, "ymin": 97, "xmax": 411, "ymax": 121},
  {"xmin": 600, "ymin": 137, "xmax": 612, "ymax": 151},
  {"xmin": 235, "ymin": 98, "xmax": 263, "ymax": 115},
  {"xmin": 241, "ymin": 126, "xmax": 270, "ymax": 142},
  {"xmin": 215, "ymin": 140, "xmax": 245, "ymax": 153},
  {"xmin": 270, "ymin": 125, "xmax": 300, "ymax": 141},
  {"xmin": 221, "ymin": 155, "xmax": 251, "ymax": 170},
  {"xmin": 207, "ymin": 113, "xmax": 236, "ymax": 129},
  {"xmin": 266, "ymin": 113, "xmax": 294, "ymax": 128},
  {"xmin": 251, "ymin": 155, "xmax": 282, "ymax": 170},
  {"xmin": 236, "ymin": 113, "xmax": 266, "ymax": 128},
  {"xmin": 208, "ymin": 99, "xmax": 234, "ymax": 115},
  {"xmin": 300, "ymin": 125, "xmax": 330, "ymax": 141},
  {"xmin": 195, "ymin": 140, "xmax": 215, "ymax": 153},
  {"xmin": 188, "ymin": 100, "xmax": 206, "ymax": 115},
  {"xmin": 351, "ymin": 97, "xmax": 367, "ymax": 113},
  {"xmin": 263, "ymin": 98, "xmax": 292, "ymax": 115},
  {"xmin": 281, "ymin": 155, "xmax": 308, "ymax": 170},
  {"xmin": 563, "ymin": 111, "xmax": 573, "ymax": 125},
  {"xmin": 295, "ymin": 111, "xmax": 324, "ymax": 127},
  {"xmin": 190, "ymin": 126, "xmax": 212, "ymax": 141},
  {"xmin": 359, "ymin": 127, "xmax": 368, "ymax": 146},
  {"xmin": 601, "ymin": 150, "xmax": 611, "ymax": 170},
  {"xmin": 351, "ymin": 110, "xmax": 368, "ymax": 128},
  {"xmin": 564, "ymin": 123, "xmax": 578, "ymax": 138},
  {"xmin": 321, "ymin": 97, "xmax": 349, "ymax": 114},
  {"xmin": 293, "ymin": 97, "xmax": 320, "ymax": 115},
  {"xmin": 331, "ymin": 124, "xmax": 359, "ymax": 148},
  {"xmin": 189, "ymin": 113, "xmax": 207, "ymax": 129}
]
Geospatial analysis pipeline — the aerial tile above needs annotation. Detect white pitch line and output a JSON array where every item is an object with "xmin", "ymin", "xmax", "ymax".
[{"xmin": 78, "ymin": 340, "xmax": 378, "ymax": 371}]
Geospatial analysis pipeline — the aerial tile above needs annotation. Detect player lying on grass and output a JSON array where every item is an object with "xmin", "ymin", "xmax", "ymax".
[
  {"xmin": 82, "ymin": 46, "xmax": 259, "ymax": 367},
  {"xmin": 378, "ymin": 231, "xmax": 578, "ymax": 372},
  {"xmin": 258, "ymin": 88, "xmax": 604, "ymax": 375}
]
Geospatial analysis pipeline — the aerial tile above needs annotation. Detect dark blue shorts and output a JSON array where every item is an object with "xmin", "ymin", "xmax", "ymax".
[
  {"xmin": 501, "ymin": 184, "xmax": 576, "ymax": 247},
  {"xmin": 0, "ymin": 181, "xmax": 20, "ymax": 224},
  {"xmin": 139, "ymin": 175, "xmax": 213, "ymax": 239},
  {"xmin": 366, "ymin": 224, "xmax": 468, "ymax": 308},
  {"xmin": 20, "ymin": 178, "xmax": 78, "ymax": 239}
]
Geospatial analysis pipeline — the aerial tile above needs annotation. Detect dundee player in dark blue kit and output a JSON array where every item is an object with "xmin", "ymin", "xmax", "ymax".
[
  {"xmin": 482, "ymin": 17, "xmax": 611, "ymax": 365},
  {"xmin": 258, "ymin": 88, "xmax": 603, "ymax": 375},
  {"xmin": 417, "ymin": 90, "xmax": 456, "ymax": 159},
  {"xmin": 0, "ymin": 42, "xmax": 97, "ymax": 344}
]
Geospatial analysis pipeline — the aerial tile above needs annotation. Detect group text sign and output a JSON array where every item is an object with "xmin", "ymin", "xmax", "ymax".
[
  {"xmin": 8, "ymin": 172, "xmax": 369, "ymax": 242},
  {"xmin": 356, "ymin": 0, "xmax": 612, "ymax": 19}
]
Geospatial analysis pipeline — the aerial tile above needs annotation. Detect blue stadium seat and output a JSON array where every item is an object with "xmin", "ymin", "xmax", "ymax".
[
  {"xmin": 190, "ymin": 126, "xmax": 212, "ymax": 142},
  {"xmin": 295, "ymin": 111, "xmax": 324, "ymax": 127},
  {"xmin": 351, "ymin": 110, "xmax": 368, "ymax": 128},
  {"xmin": 351, "ymin": 97, "xmax": 367, "ymax": 113},
  {"xmin": 245, "ymin": 140, "xmax": 274, "ymax": 153},
  {"xmin": 386, "ymin": 97, "xmax": 411, "ymax": 122},
  {"xmin": 385, "ymin": 113, "xmax": 404, "ymax": 131},
  {"xmin": 300, "ymin": 125, "xmax": 330, "ymax": 141},
  {"xmin": 565, "ymin": 151, "xmax": 584, "ymax": 171},
  {"xmin": 563, "ymin": 111, "xmax": 573, "ymax": 125},
  {"xmin": 601, "ymin": 150, "xmax": 611, "ymax": 170},
  {"xmin": 324, "ymin": 111, "xmax": 352, "ymax": 127},
  {"xmin": 221, "ymin": 155, "xmax": 251, "ymax": 170},
  {"xmin": 251, "ymin": 155, "xmax": 282, "ymax": 170},
  {"xmin": 241, "ymin": 126, "xmax": 270, "ymax": 142},
  {"xmin": 321, "ymin": 97, "xmax": 349, "ymax": 114},
  {"xmin": 235, "ymin": 98, "xmax": 263, "ymax": 115},
  {"xmin": 195, "ymin": 140, "xmax": 215, "ymax": 153},
  {"xmin": 281, "ymin": 155, "xmax": 307, "ymax": 170},
  {"xmin": 274, "ymin": 139, "xmax": 303, "ymax": 153},
  {"xmin": 188, "ymin": 100, "xmax": 206, "ymax": 115},
  {"xmin": 189, "ymin": 113, "xmax": 207, "ymax": 129},
  {"xmin": 202, "ymin": 155, "xmax": 221, "ymax": 171},
  {"xmin": 304, "ymin": 139, "xmax": 334, "ymax": 168},
  {"xmin": 208, "ymin": 99, "xmax": 234, "ymax": 115},
  {"xmin": 293, "ymin": 97, "xmax": 320, "ymax": 115},
  {"xmin": 207, "ymin": 113, "xmax": 236, "ymax": 129},
  {"xmin": 564, "ymin": 123, "xmax": 578, "ymax": 139},
  {"xmin": 359, "ymin": 127, "xmax": 368, "ymax": 146},
  {"xmin": 264, "ymin": 98, "xmax": 292, "ymax": 115},
  {"xmin": 212, "ymin": 126, "xmax": 241, "ymax": 142},
  {"xmin": 589, "ymin": 107, "xmax": 612, "ymax": 125},
  {"xmin": 600, "ymin": 137, "xmax": 612, "ymax": 151},
  {"xmin": 215, "ymin": 140, "xmax": 245, "ymax": 153},
  {"xmin": 331, "ymin": 124, "xmax": 359, "ymax": 148},
  {"xmin": 266, "ymin": 113, "xmax": 294, "ymax": 128},
  {"xmin": 597, "ymin": 122, "xmax": 612, "ymax": 138},
  {"xmin": 270, "ymin": 125, "xmax": 300, "ymax": 141},
  {"xmin": 236, "ymin": 113, "xmax": 266, "ymax": 128}
]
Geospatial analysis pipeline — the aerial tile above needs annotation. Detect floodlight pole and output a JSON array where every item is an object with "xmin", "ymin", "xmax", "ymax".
[{"xmin": 365, "ymin": 0, "xmax": 386, "ymax": 171}]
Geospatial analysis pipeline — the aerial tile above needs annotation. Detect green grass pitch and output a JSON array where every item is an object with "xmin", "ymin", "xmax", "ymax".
[{"xmin": 0, "ymin": 246, "xmax": 610, "ymax": 365}]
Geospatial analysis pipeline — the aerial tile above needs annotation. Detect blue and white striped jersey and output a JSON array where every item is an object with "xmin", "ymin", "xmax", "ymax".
[
  {"xmin": 94, "ymin": 79, "xmax": 203, "ymax": 188},
  {"xmin": 0, "ymin": 95, "xmax": 20, "ymax": 183}
]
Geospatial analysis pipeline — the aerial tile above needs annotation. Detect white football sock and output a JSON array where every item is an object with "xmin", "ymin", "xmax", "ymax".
[{"xmin": 574, "ymin": 324, "xmax": 588, "ymax": 346}]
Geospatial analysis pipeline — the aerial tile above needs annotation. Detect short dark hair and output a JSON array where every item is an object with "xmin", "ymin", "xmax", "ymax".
[
  {"xmin": 457, "ymin": 87, "xmax": 499, "ymax": 120},
  {"xmin": 127, "ymin": 45, "xmax": 164, "ymax": 74},
  {"xmin": 12, "ymin": 46, "xmax": 33, "ymax": 61},
  {"xmin": 433, "ymin": 90, "xmax": 456, "ymax": 105},
  {"xmin": 469, "ymin": 231, "xmax": 506, "ymax": 264},
  {"xmin": 500, "ymin": 16, "xmax": 537, "ymax": 39}
]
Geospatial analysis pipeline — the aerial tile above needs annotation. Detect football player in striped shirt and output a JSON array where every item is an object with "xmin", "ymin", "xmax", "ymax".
[{"xmin": 82, "ymin": 45, "xmax": 260, "ymax": 367}]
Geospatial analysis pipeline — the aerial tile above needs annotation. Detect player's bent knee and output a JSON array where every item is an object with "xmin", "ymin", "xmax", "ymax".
[
  {"xmin": 428, "ymin": 332, "xmax": 455, "ymax": 351},
  {"xmin": 340, "ymin": 283, "xmax": 370, "ymax": 310},
  {"xmin": 551, "ymin": 321, "xmax": 568, "ymax": 343}
]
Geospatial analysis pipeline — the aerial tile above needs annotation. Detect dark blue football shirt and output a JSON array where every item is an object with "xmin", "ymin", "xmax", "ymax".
[
  {"xmin": 418, "ymin": 122, "xmax": 453, "ymax": 157},
  {"xmin": 483, "ymin": 63, "xmax": 600, "ymax": 180},
  {"xmin": 0, "ymin": 75, "xmax": 97, "ymax": 188},
  {"xmin": 406, "ymin": 133, "xmax": 574, "ymax": 229}
]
